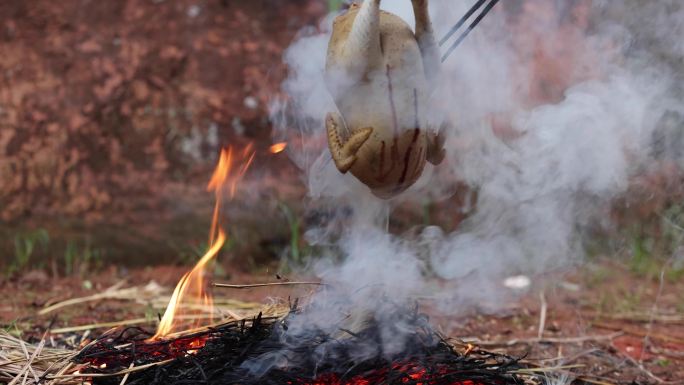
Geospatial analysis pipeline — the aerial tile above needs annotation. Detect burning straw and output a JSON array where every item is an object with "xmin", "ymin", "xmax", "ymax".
[
  {"xmin": 32, "ymin": 303, "xmax": 525, "ymax": 385},
  {"xmin": 150, "ymin": 145, "xmax": 256, "ymax": 341},
  {"xmin": 0, "ymin": 301, "xmax": 290, "ymax": 385},
  {"xmin": 1, "ymin": 296, "xmax": 535, "ymax": 385}
]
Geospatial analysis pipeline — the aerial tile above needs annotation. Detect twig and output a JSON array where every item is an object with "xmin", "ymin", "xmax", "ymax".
[
  {"xmin": 523, "ymin": 351, "xmax": 619, "ymax": 385},
  {"xmin": 49, "ymin": 300, "xmax": 269, "ymax": 334},
  {"xmin": 16, "ymin": 338, "xmax": 32, "ymax": 381},
  {"xmin": 38, "ymin": 282, "xmax": 135, "ymax": 315},
  {"xmin": 536, "ymin": 348, "xmax": 601, "ymax": 364},
  {"xmin": 512, "ymin": 364, "xmax": 584, "ymax": 374},
  {"xmin": 610, "ymin": 342, "xmax": 675, "ymax": 384},
  {"xmin": 0, "ymin": 353, "xmax": 72, "ymax": 368},
  {"xmin": 537, "ymin": 291, "xmax": 547, "ymax": 339},
  {"xmin": 585, "ymin": 312, "xmax": 684, "ymax": 324},
  {"xmin": 45, "ymin": 361, "xmax": 73, "ymax": 385},
  {"xmin": 47, "ymin": 359, "xmax": 174, "ymax": 379},
  {"xmin": 592, "ymin": 322, "xmax": 684, "ymax": 344},
  {"xmin": 650, "ymin": 345, "xmax": 684, "ymax": 359},
  {"xmin": 50, "ymin": 314, "xmax": 216, "ymax": 334},
  {"xmin": 8, "ymin": 337, "xmax": 44, "ymax": 385},
  {"xmin": 468, "ymin": 332, "xmax": 623, "ymax": 347},
  {"xmin": 640, "ymin": 267, "xmax": 666, "ymax": 362},
  {"xmin": 575, "ymin": 377, "xmax": 618, "ymax": 385},
  {"xmin": 50, "ymin": 318, "xmax": 150, "ymax": 334},
  {"xmin": 213, "ymin": 281, "xmax": 326, "ymax": 289},
  {"xmin": 118, "ymin": 362, "xmax": 135, "ymax": 385},
  {"xmin": 660, "ymin": 213, "xmax": 684, "ymax": 233}
]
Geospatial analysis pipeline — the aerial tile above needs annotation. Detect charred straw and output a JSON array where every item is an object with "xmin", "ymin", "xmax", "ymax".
[{"xmin": 73, "ymin": 306, "xmax": 526, "ymax": 385}]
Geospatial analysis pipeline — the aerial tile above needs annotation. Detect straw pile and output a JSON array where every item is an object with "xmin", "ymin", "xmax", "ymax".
[
  {"xmin": 0, "ymin": 282, "xmax": 291, "ymax": 385},
  {"xmin": 0, "ymin": 331, "xmax": 77, "ymax": 385}
]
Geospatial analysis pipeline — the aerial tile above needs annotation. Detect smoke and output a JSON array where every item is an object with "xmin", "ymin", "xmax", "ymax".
[{"xmin": 248, "ymin": 0, "xmax": 684, "ymax": 374}]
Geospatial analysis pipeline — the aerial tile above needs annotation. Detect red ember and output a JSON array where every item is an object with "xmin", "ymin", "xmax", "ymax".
[
  {"xmin": 83, "ymin": 334, "xmax": 211, "ymax": 369},
  {"xmin": 288, "ymin": 362, "xmax": 491, "ymax": 385}
]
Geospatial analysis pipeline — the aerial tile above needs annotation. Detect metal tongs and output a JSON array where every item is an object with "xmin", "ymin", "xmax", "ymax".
[{"xmin": 440, "ymin": 0, "xmax": 501, "ymax": 62}]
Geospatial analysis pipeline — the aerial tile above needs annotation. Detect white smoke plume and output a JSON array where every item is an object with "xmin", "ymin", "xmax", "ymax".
[{"xmin": 249, "ymin": 0, "xmax": 684, "ymax": 373}]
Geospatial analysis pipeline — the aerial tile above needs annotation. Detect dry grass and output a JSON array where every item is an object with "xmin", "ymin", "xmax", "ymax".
[
  {"xmin": 0, "ymin": 331, "xmax": 77, "ymax": 385},
  {"xmin": 0, "ymin": 285, "xmax": 290, "ymax": 385}
]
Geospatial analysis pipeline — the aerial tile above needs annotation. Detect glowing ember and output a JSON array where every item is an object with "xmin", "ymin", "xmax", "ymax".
[
  {"xmin": 149, "ymin": 146, "xmax": 255, "ymax": 341},
  {"xmin": 269, "ymin": 142, "xmax": 287, "ymax": 154},
  {"xmin": 288, "ymin": 363, "xmax": 488, "ymax": 385},
  {"xmin": 83, "ymin": 333, "xmax": 213, "ymax": 368},
  {"xmin": 76, "ymin": 306, "xmax": 522, "ymax": 384},
  {"xmin": 464, "ymin": 343, "xmax": 475, "ymax": 356}
]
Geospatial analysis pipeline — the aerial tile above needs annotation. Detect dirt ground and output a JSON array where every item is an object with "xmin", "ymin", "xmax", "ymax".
[
  {"xmin": 1, "ymin": 258, "xmax": 682, "ymax": 384},
  {"xmin": 0, "ymin": 0, "xmax": 320, "ymax": 266}
]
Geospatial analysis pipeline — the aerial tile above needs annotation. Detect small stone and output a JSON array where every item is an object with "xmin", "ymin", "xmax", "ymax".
[
  {"xmin": 503, "ymin": 275, "xmax": 531, "ymax": 290},
  {"xmin": 244, "ymin": 96, "xmax": 258, "ymax": 110},
  {"xmin": 187, "ymin": 5, "xmax": 201, "ymax": 18}
]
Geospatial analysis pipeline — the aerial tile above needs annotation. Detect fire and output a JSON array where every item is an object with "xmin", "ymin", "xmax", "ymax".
[
  {"xmin": 269, "ymin": 142, "xmax": 287, "ymax": 154},
  {"xmin": 149, "ymin": 146, "xmax": 255, "ymax": 341},
  {"xmin": 288, "ymin": 363, "xmax": 486, "ymax": 385}
]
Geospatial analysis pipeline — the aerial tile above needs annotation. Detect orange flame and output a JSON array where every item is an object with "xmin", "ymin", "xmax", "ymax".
[
  {"xmin": 269, "ymin": 142, "xmax": 287, "ymax": 154},
  {"xmin": 149, "ymin": 146, "xmax": 254, "ymax": 341}
]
